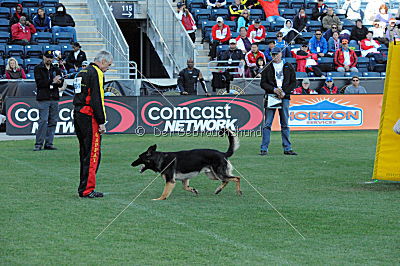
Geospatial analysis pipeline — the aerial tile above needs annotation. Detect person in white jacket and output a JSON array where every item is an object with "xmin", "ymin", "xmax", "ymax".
[
  {"xmin": 360, "ymin": 31, "xmax": 381, "ymax": 57},
  {"xmin": 342, "ymin": 0, "xmax": 361, "ymax": 21}
]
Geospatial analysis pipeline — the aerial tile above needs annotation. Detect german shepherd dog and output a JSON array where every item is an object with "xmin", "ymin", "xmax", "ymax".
[{"xmin": 131, "ymin": 129, "xmax": 241, "ymax": 200}]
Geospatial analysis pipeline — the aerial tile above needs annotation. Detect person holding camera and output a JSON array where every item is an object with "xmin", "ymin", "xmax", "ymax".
[
  {"xmin": 33, "ymin": 50, "xmax": 63, "ymax": 151},
  {"xmin": 176, "ymin": 2, "xmax": 197, "ymax": 43}
]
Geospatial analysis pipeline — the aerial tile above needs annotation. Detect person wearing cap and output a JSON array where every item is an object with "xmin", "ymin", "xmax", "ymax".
[
  {"xmin": 311, "ymin": 0, "xmax": 328, "ymax": 21},
  {"xmin": 218, "ymin": 39, "xmax": 244, "ymax": 74},
  {"xmin": 33, "ymin": 50, "xmax": 63, "ymax": 151},
  {"xmin": 11, "ymin": 16, "xmax": 36, "ymax": 45},
  {"xmin": 236, "ymin": 26, "xmax": 253, "ymax": 53},
  {"xmin": 317, "ymin": 77, "xmax": 339, "ymax": 94},
  {"xmin": 259, "ymin": 47, "xmax": 297, "ymax": 156},
  {"xmin": 259, "ymin": 0, "xmax": 285, "ymax": 24},
  {"xmin": 309, "ymin": 29, "xmax": 328, "ymax": 57},
  {"xmin": 245, "ymin": 43, "xmax": 266, "ymax": 77},
  {"xmin": 229, "ymin": 0, "xmax": 246, "ymax": 21},
  {"xmin": 178, "ymin": 59, "xmax": 210, "ymax": 96},
  {"xmin": 292, "ymin": 79, "xmax": 317, "ymax": 94},
  {"xmin": 344, "ymin": 76, "xmax": 366, "ymax": 94},
  {"xmin": 360, "ymin": 31, "xmax": 381, "ymax": 57},
  {"xmin": 210, "ymin": 17, "xmax": 231, "ymax": 59},
  {"xmin": 66, "ymin": 42, "xmax": 87, "ymax": 73},
  {"xmin": 334, "ymin": 38, "xmax": 358, "ymax": 72},
  {"xmin": 176, "ymin": 2, "xmax": 197, "ymax": 43},
  {"xmin": 207, "ymin": 0, "xmax": 226, "ymax": 9},
  {"xmin": 51, "ymin": 3, "xmax": 77, "ymax": 42},
  {"xmin": 293, "ymin": 43, "xmax": 325, "ymax": 77},
  {"xmin": 73, "ymin": 50, "xmax": 113, "ymax": 198},
  {"xmin": 246, "ymin": 19, "xmax": 266, "ymax": 43}
]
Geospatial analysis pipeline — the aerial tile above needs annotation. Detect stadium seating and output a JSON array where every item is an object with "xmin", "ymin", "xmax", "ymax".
[
  {"xmin": 0, "ymin": 19, "xmax": 9, "ymax": 32},
  {"xmin": 32, "ymin": 32, "xmax": 53, "ymax": 43},
  {"xmin": 1, "ymin": 0, "xmax": 19, "ymax": 8},
  {"xmin": 42, "ymin": 44, "xmax": 62, "ymax": 53},
  {"xmin": 0, "ymin": 7, "xmax": 10, "ymax": 19},
  {"xmin": 27, "ymin": 7, "xmax": 39, "ymax": 19},
  {"xmin": 249, "ymin": 9, "xmax": 263, "ymax": 21},
  {"xmin": 21, "ymin": 0, "xmax": 39, "ymax": 7},
  {"xmin": 357, "ymin": 57, "xmax": 370, "ymax": 72},
  {"xmin": 60, "ymin": 44, "xmax": 72, "ymax": 57},
  {"xmin": 0, "ymin": 31, "xmax": 9, "ymax": 43},
  {"xmin": 327, "ymin": 72, "xmax": 345, "ymax": 77},
  {"xmin": 278, "ymin": 0, "xmax": 289, "ymax": 8},
  {"xmin": 281, "ymin": 8, "xmax": 297, "ymax": 20},
  {"xmin": 193, "ymin": 9, "xmax": 211, "ymax": 27},
  {"xmin": 53, "ymin": 32, "xmax": 74, "ymax": 44},
  {"xmin": 362, "ymin": 72, "xmax": 381, "ymax": 78},
  {"xmin": 38, "ymin": 0, "xmax": 59, "ymax": 7},
  {"xmin": 344, "ymin": 72, "xmax": 359, "ymax": 78},
  {"xmin": 290, "ymin": 0, "xmax": 305, "ymax": 9},
  {"xmin": 211, "ymin": 8, "xmax": 229, "ymax": 20},
  {"xmin": 0, "ymin": 44, "xmax": 5, "ymax": 57},
  {"xmin": 24, "ymin": 58, "xmax": 42, "ymax": 72},
  {"xmin": 296, "ymin": 72, "xmax": 308, "ymax": 78},
  {"xmin": 5, "ymin": 45, "xmax": 24, "ymax": 57},
  {"xmin": 25, "ymin": 44, "xmax": 43, "ymax": 58}
]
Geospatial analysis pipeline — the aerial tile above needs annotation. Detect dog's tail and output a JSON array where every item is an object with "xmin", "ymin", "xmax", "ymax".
[{"xmin": 220, "ymin": 128, "xmax": 239, "ymax": 158}]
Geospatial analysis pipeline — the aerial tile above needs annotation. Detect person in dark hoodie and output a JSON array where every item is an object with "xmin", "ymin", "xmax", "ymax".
[
  {"xmin": 9, "ymin": 4, "xmax": 29, "ymax": 26},
  {"xmin": 51, "ymin": 3, "xmax": 77, "ymax": 42},
  {"xmin": 33, "ymin": 8, "xmax": 51, "ymax": 32},
  {"xmin": 350, "ymin": 19, "xmax": 369, "ymax": 46}
]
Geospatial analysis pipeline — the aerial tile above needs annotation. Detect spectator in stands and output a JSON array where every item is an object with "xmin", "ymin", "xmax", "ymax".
[
  {"xmin": 327, "ymin": 31, "xmax": 340, "ymax": 56},
  {"xmin": 252, "ymin": 56, "xmax": 266, "ymax": 77},
  {"xmin": 176, "ymin": 2, "xmax": 197, "ymax": 43},
  {"xmin": 317, "ymin": 77, "xmax": 338, "ymax": 94},
  {"xmin": 339, "ymin": 29, "xmax": 351, "ymax": 42},
  {"xmin": 11, "ymin": 16, "xmax": 36, "ymax": 45},
  {"xmin": 344, "ymin": 76, "xmax": 367, "ymax": 94},
  {"xmin": 229, "ymin": 0, "xmax": 246, "ymax": 21},
  {"xmin": 363, "ymin": 0, "xmax": 386, "ymax": 26},
  {"xmin": 243, "ymin": 0, "xmax": 260, "ymax": 9},
  {"xmin": 259, "ymin": 47, "xmax": 297, "ymax": 156},
  {"xmin": 311, "ymin": 0, "xmax": 328, "ymax": 21},
  {"xmin": 178, "ymin": 59, "xmax": 210, "ymax": 96},
  {"xmin": 386, "ymin": 18, "xmax": 400, "ymax": 42},
  {"xmin": 293, "ymin": 8, "xmax": 308, "ymax": 33},
  {"xmin": 236, "ymin": 26, "xmax": 253, "ymax": 53},
  {"xmin": 237, "ymin": 9, "xmax": 250, "ymax": 31},
  {"xmin": 309, "ymin": 30, "xmax": 328, "ymax": 57},
  {"xmin": 375, "ymin": 4, "xmax": 392, "ymax": 25},
  {"xmin": 247, "ymin": 19, "xmax": 266, "ymax": 43},
  {"xmin": 53, "ymin": 50, "xmax": 67, "ymax": 76},
  {"xmin": 371, "ymin": 19, "xmax": 388, "ymax": 46},
  {"xmin": 275, "ymin": 32, "xmax": 290, "ymax": 57},
  {"xmin": 264, "ymin": 40, "xmax": 275, "ymax": 62},
  {"xmin": 207, "ymin": 0, "xmax": 226, "ymax": 9},
  {"xmin": 322, "ymin": 7, "xmax": 342, "ymax": 31},
  {"xmin": 360, "ymin": 31, "xmax": 381, "ymax": 57},
  {"xmin": 51, "ymin": 3, "xmax": 77, "ymax": 42},
  {"xmin": 245, "ymin": 42, "xmax": 266, "ymax": 77},
  {"xmin": 66, "ymin": 42, "xmax": 87, "ymax": 73},
  {"xmin": 294, "ymin": 43, "xmax": 324, "ymax": 77},
  {"xmin": 292, "ymin": 78, "xmax": 317, "ymax": 94},
  {"xmin": 334, "ymin": 39, "xmax": 358, "ymax": 72},
  {"xmin": 323, "ymin": 23, "xmax": 339, "ymax": 41},
  {"xmin": 218, "ymin": 39, "xmax": 244, "ymax": 75},
  {"xmin": 9, "ymin": 4, "xmax": 29, "ymax": 26},
  {"xmin": 5, "ymin": 57, "xmax": 26, "ymax": 79},
  {"xmin": 342, "ymin": 0, "xmax": 361, "ymax": 21},
  {"xmin": 259, "ymin": 0, "xmax": 286, "ymax": 24},
  {"xmin": 350, "ymin": 19, "xmax": 369, "ymax": 45},
  {"xmin": 209, "ymin": 17, "xmax": 231, "ymax": 59},
  {"xmin": 33, "ymin": 8, "xmax": 51, "ymax": 32},
  {"xmin": 280, "ymin": 19, "xmax": 303, "ymax": 44}
]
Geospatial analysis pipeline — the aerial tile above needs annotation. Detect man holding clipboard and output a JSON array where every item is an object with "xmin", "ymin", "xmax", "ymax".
[{"xmin": 259, "ymin": 47, "xmax": 297, "ymax": 156}]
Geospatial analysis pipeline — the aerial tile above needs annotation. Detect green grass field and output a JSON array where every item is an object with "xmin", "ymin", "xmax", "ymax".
[{"xmin": 1, "ymin": 130, "xmax": 400, "ymax": 264}]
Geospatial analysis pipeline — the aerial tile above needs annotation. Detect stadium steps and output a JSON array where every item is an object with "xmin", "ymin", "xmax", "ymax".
[{"xmin": 194, "ymin": 30, "xmax": 212, "ymax": 79}]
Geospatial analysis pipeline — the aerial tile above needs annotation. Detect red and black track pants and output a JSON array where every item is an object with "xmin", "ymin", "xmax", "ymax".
[{"xmin": 74, "ymin": 111, "xmax": 102, "ymax": 196}]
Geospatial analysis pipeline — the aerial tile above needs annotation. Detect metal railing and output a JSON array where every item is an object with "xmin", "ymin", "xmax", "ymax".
[
  {"xmin": 147, "ymin": 0, "xmax": 196, "ymax": 76},
  {"xmin": 86, "ymin": 0, "xmax": 130, "ymax": 79},
  {"xmin": 208, "ymin": 60, "xmax": 245, "ymax": 77}
]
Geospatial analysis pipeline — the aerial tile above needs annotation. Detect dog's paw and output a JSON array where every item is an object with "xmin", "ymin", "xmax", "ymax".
[
  {"xmin": 237, "ymin": 190, "xmax": 243, "ymax": 196},
  {"xmin": 191, "ymin": 188, "xmax": 199, "ymax": 195},
  {"xmin": 214, "ymin": 188, "xmax": 222, "ymax": 195}
]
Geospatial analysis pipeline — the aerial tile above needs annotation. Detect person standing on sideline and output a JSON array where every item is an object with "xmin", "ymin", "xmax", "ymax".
[
  {"xmin": 33, "ymin": 50, "xmax": 63, "ymax": 151},
  {"xmin": 259, "ymin": 47, "xmax": 297, "ymax": 156},
  {"xmin": 73, "ymin": 50, "xmax": 113, "ymax": 198},
  {"xmin": 178, "ymin": 59, "xmax": 210, "ymax": 96}
]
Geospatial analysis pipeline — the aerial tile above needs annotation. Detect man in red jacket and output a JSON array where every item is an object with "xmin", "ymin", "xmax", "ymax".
[
  {"xmin": 176, "ymin": 2, "xmax": 197, "ymax": 43},
  {"xmin": 245, "ymin": 42, "xmax": 266, "ymax": 77},
  {"xmin": 246, "ymin": 19, "xmax": 266, "ymax": 43},
  {"xmin": 11, "ymin": 16, "xmax": 36, "ymax": 45},
  {"xmin": 259, "ymin": 0, "xmax": 286, "ymax": 23},
  {"xmin": 209, "ymin": 17, "xmax": 231, "ymax": 59},
  {"xmin": 334, "ymin": 39, "xmax": 358, "ymax": 72}
]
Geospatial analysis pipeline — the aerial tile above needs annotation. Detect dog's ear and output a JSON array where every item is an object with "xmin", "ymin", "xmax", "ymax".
[{"xmin": 147, "ymin": 144, "xmax": 157, "ymax": 152}]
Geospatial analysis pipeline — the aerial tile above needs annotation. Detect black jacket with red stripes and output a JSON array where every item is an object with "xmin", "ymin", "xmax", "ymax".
[{"xmin": 73, "ymin": 63, "xmax": 106, "ymax": 125}]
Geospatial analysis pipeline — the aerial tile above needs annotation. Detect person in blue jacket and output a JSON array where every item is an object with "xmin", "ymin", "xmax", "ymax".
[
  {"xmin": 308, "ymin": 29, "xmax": 328, "ymax": 57},
  {"xmin": 33, "ymin": 8, "xmax": 51, "ymax": 32}
]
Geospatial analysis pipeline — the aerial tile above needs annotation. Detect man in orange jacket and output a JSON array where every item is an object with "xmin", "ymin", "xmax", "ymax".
[{"xmin": 258, "ymin": 0, "xmax": 286, "ymax": 23}]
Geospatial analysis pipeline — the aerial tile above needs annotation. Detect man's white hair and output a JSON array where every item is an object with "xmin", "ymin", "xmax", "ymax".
[{"xmin": 94, "ymin": 50, "xmax": 113, "ymax": 63}]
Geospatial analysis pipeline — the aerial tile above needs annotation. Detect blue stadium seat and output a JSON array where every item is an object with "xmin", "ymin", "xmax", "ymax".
[
  {"xmin": 307, "ymin": 20, "xmax": 322, "ymax": 31},
  {"xmin": 201, "ymin": 20, "xmax": 215, "ymax": 42},
  {"xmin": 344, "ymin": 72, "xmax": 359, "ymax": 77},
  {"xmin": 211, "ymin": 8, "xmax": 229, "ymax": 20},
  {"xmin": 0, "ymin": 31, "xmax": 9, "ymax": 43},
  {"xmin": 334, "ymin": 9, "xmax": 346, "ymax": 20},
  {"xmin": 278, "ymin": 0, "xmax": 289, "ymax": 8},
  {"xmin": 296, "ymin": 72, "xmax": 308, "ymax": 78},
  {"xmin": 1, "ymin": 0, "xmax": 19, "ymax": 8},
  {"xmin": 21, "ymin": 0, "xmax": 39, "ymax": 7},
  {"xmin": 42, "ymin": 44, "xmax": 61, "ymax": 53},
  {"xmin": 224, "ymin": 20, "xmax": 236, "ymax": 32},
  {"xmin": 305, "ymin": 8, "xmax": 313, "ymax": 16},
  {"xmin": 249, "ymin": 9, "xmax": 263, "ymax": 20},
  {"xmin": 189, "ymin": 0, "xmax": 205, "ymax": 10},
  {"xmin": 60, "ymin": 44, "xmax": 72, "ymax": 57},
  {"xmin": 327, "ymin": 72, "xmax": 345, "ymax": 77},
  {"xmin": 53, "ymin": 32, "xmax": 74, "ymax": 44},
  {"xmin": 362, "ymin": 72, "xmax": 380, "ymax": 77},
  {"xmin": 380, "ymin": 72, "xmax": 386, "ymax": 77},
  {"xmin": 27, "ymin": 7, "xmax": 39, "ymax": 19},
  {"xmin": 0, "ymin": 44, "xmax": 5, "ymax": 57},
  {"xmin": 32, "ymin": 32, "xmax": 53, "ymax": 43},
  {"xmin": 193, "ymin": 8, "xmax": 211, "ymax": 26},
  {"xmin": 285, "ymin": 57, "xmax": 297, "ymax": 67},
  {"xmin": 261, "ymin": 21, "xmax": 270, "ymax": 31},
  {"xmin": 6, "ymin": 45, "xmax": 24, "ymax": 57},
  {"xmin": 39, "ymin": 0, "xmax": 59, "ymax": 7},
  {"xmin": 25, "ymin": 44, "xmax": 43, "ymax": 58},
  {"xmin": 307, "ymin": 0, "xmax": 318, "ymax": 9},
  {"xmin": 301, "ymin": 32, "xmax": 313, "ymax": 41},
  {"xmin": 44, "ymin": 7, "xmax": 55, "ymax": 15},
  {"xmin": 0, "ymin": 58, "xmax": 5, "ymax": 76},
  {"xmin": 25, "ymin": 72, "xmax": 34, "ymax": 79},
  {"xmin": 342, "ymin": 19, "xmax": 355, "ymax": 31},
  {"xmin": 324, "ymin": 0, "xmax": 338, "ymax": 9},
  {"xmin": 357, "ymin": 57, "xmax": 369, "ymax": 72},
  {"xmin": 231, "ymin": 31, "xmax": 239, "ymax": 39},
  {"xmin": 271, "ymin": 21, "xmax": 285, "ymax": 32},
  {"xmin": 24, "ymin": 58, "xmax": 42, "ymax": 72},
  {"xmin": 216, "ymin": 44, "xmax": 228, "ymax": 56},
  {"xmin": 290, "ymin": 0, "xmax": 305, "ymax": 9},
  {"xmin": 10, "ymin": 7, "xmax": 28, "ymax": 15},
  {"xmin": 281, "ymin": 8, "xmax": 297, "ymax": 20},
  {"xmin": 0, "ymin": 7, "xmax": 10, "ymax": 19},
  {"xmin": 0, "ymin": 18, "xmax": 9, "ymax": 32},
  {"xmin": 265, "ymin": 32, "xmax": 276, "ymax": 40},
  {"xmin": 318, "ymin": 57, "xmax": 334, "ymax": 70},
  {"xmin": 258, "ymin": 44, "xmax": 267, "ymax": 52}
]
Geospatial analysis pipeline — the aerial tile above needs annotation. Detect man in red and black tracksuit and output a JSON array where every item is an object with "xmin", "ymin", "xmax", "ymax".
[{"xmin": 73, "ymin": 51, "xmax": 113, "ymax": 198}]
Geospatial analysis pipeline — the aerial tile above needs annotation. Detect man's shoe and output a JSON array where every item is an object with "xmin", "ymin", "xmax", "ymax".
[
  {"xmin": 33, "ymin": 145, "xmax": 42, "ymax": 151},
  {"xmin": 284, "ymin": 150, "xmax": 298, "ymax": 155},
  {"xmin": 44, "ymin": 145, "xmax": 57, "ymax": 150},
  {"xmin": 259, "ymin": 150, "xmax": 268, "ymax": 156},
  {"xmin": 80, "ymin": 191, "xmax": 104, "ymax": 198}
]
